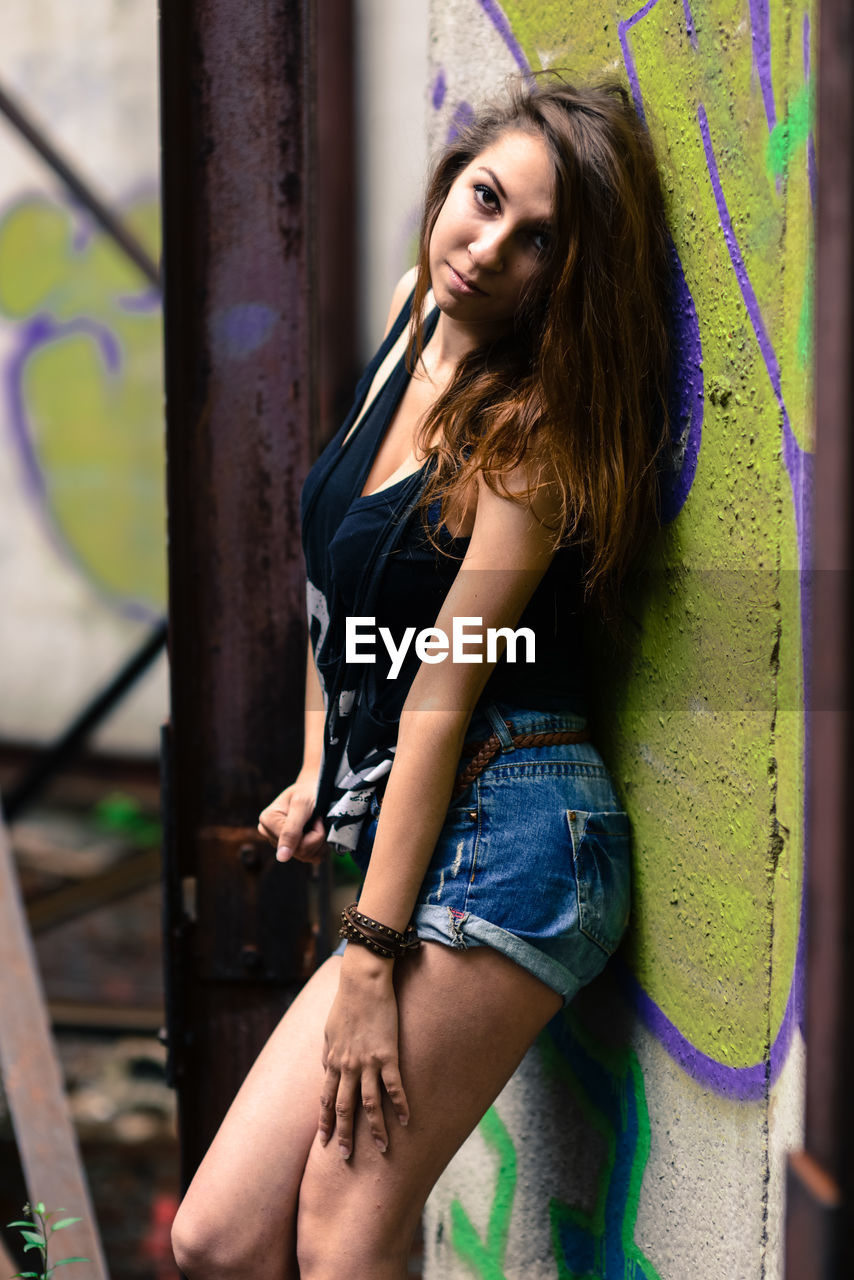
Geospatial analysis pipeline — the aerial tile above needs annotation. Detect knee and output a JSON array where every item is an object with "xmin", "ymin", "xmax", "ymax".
[
  {"xmin": 170, "ymin": 1201, "xmax": 248, "ymax": 1280},
  {"xmin": 171, "ymin": 1202, "xmax": 220, "ymax": 1278}
]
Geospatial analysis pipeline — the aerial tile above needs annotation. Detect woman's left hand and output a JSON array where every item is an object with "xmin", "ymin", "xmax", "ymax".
[{"xmin": 320, "ymin": 948, "xmax": 410, "ymax": 1158}]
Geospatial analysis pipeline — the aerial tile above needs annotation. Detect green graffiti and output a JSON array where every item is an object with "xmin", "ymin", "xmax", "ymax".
[
  {"xmin": 797, "ymin": 244, "xmax": 813, "ymax": 369},
  {"xmin": 766, "ymin": 82, "xmax": 813, "ymax": 180},
  {"xmin": 542, "ymin": 1015, "xmax": 661, "ymax": 1280},
  {"xmin": 443, "ymin": 1018, "xmax": 661, "ymax": 1278},
  {"xmin": 449, "ymin": 1107, "xmax": 517, "ymax": 1280},
  {"xmin": 0, "ymin": 194, "xmax": 165, "ymax": 614}
]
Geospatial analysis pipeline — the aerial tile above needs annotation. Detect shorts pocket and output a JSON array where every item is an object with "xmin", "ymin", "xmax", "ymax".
[{"xmin": 566, "ymin": 809, "xmax": 631, "ymax": 954}]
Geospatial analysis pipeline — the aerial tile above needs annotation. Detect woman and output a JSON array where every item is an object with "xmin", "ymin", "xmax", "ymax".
[{"xmin": 172, "ymin": 74, "xmax": 670, "ymax": 1280}]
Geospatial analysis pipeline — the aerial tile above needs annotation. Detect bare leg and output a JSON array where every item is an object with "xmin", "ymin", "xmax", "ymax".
[
  {"xmin": 171, "ymin": 955, "xmax": 343, "ymax": 1279},
  {"xmin": 172, "ymin": 943, "xmax": 561, "ymax": 1280},
  {"xmin": 296, "ymin": 942, "xmax": 561, "ymax": 1279}
]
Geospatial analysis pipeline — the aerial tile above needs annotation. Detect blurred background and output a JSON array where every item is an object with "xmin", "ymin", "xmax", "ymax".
[{"xmin": 0, "ymin": 2, "xmax": 427, "ymax": 1275}]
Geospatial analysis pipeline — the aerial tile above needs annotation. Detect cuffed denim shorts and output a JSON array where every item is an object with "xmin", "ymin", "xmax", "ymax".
[{"xmin": 348, "ymin": 701, "xmax": 631, "ymax": 1004}]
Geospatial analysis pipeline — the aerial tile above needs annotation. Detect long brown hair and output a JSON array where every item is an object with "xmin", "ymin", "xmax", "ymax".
[{"xmin": 409, "ymin": 74, "xmax": 671, "ymax": 604}]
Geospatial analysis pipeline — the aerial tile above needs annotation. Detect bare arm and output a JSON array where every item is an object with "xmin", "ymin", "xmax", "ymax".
[
  {"xmin": 355, "ymin": 469, "xmax": 560, "ymax": 928},
  {"xmin": 321, "ymin": 467, "xmax": 563, "ymax": 1155},
  {"xmin": 257, "ymin": 641, "xmax": 327, "ymax": 863},
  {"xmin": 257, "ymin": 267, "xmax": 418, "ymax": 861}
]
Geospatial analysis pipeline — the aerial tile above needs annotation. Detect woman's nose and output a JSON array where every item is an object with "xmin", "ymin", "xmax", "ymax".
[{"xmin": 468, "ymin": 225, "xmax": 506, "ymax": 270}]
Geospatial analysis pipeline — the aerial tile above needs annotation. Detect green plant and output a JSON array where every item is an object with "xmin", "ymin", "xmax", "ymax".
[{"xmin": 5, "ymin": 1203, "xmax": 88, "ymax": 1279}]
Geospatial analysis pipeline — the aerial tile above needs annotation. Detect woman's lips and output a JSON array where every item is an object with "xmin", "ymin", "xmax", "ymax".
[{"xmin": 447, "ymin": 263, "xmax": 486, "ymax": 295}]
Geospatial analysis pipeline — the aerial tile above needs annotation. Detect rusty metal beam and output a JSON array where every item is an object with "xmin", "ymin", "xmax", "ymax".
[
  {"xmin": 159, "ymin": 0, "xmax": 334, "ymax": 1179},
  {"xmin": 0, "ymin": 808, "xmax": 108, "ymax": 1278},
  {"xmin": 785, "ymin": 0, "xmax": 854, "ymax": 1271}
]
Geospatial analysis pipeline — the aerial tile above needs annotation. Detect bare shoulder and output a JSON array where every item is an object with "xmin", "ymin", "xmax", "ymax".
[
  {"xmin": 381, "ymin": 266, "xmax": 420, "ymax": 338},
  {"xmin": 466, "ymin": 459, "xmax": 563, "ymax": 572}
]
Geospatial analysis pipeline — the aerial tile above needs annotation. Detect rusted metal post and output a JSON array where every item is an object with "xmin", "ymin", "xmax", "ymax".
[
  {"xmin": 159, "ymin": 0, "xmax": 333, "ymax": 1182},
  {"xmin": 785, "ymin": 0, "xmax": 854, "ymax": 1272}
]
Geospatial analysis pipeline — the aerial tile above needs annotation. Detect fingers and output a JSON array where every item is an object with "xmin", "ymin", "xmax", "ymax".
[
  {"xmin": 380, "ymin": 1062, "xmax": 410, "ymax": 1131},
  {"xmin": 361, "ymin": 1070, "xmax": 390, "ymax": 1154},
  {"xmin": 317, "ymin": 1067, "xmax": 339, "ymax": 1149},
  {"xmin": 257, "ymin": 791, "xmax": 324, "ymax": 863},
  {"xmin": 288, "ymin": 816, "xmax": 328, "ymax": 865},
  {"xmin": 318, "ymin": 1063, "xmax": 405, "ymax": 1158},
  {"xmin": 333, "ymin": 1070, "xmax": 359, "ymax": 1160}
]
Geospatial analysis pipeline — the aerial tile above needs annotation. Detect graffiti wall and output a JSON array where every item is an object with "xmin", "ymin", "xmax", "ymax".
[
  {"xmin": 0, "ymin": 0, "xmax": 165, "ymax": 753},
  {"xmin": 424, "ymin": 2, "xmax": 811, "ymax": 1276},
  {"xmin": 0, "ymin": 0, "xmax": 430, "ymax": 754}
]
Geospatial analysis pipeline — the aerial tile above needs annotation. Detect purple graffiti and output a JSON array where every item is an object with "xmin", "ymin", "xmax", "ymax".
[
  {"xmin": 476, "ymin": 0, "xmax": 531, "ymax": 75},
  {"xmin": 660, "ymin": 245, "xmax": 703, "ymax": 523},
  {"xmin": 749, "ymin": 0, "xmax": 777, "ymax": 130},
  {"xmin": 5, "ymin": 314, "xmax": 158, "ymax": 623},
  {"xmin": 698, "ymin": 103, "xmax": 811, "ymax": 562},
  {"xmin": 682, "ymin": 0, "xmax": 698, "ymax": 51},
  {"xmin": 613, "ymin": 0, "xmax": 809, "ymax": 1091},
  {"xmin": 211, "ymin": 302, "xmax": 279, "ymax": 361},
  {"xmin": 690, "ymin": 102, "xmax": 811, "ymax": 1092},
  {"xmin": 119, "ymin": 284, "xmax": 161, "ymax": 313},
  {"xmin": 618, "ymin": 0, "xmax": 662, "ymax": 120},
  {"xmin": 446, "ymin": 101, "xmax": 476, "ymax": 144},
  {"xmin": 432, "ymin": 68, "xmax": 447, "ymax": 112},
  {"xmin": 616, "ymin": 957, "xmax": 796, "ymax": 1100}
]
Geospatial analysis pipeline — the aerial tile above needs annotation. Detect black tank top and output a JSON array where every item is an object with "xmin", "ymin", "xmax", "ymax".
[{"xmin": 301, "ymin": 291, "xmax": 587, "ymax": 852}]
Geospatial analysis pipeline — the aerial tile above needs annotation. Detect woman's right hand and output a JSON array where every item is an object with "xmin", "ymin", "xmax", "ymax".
[{"xmin": 258, "ymin": 769, "xmax": 328, "ymax": 864}]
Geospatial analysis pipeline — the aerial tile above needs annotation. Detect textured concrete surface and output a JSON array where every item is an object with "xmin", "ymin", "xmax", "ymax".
[
  {"xmin": 424, "ymin": 2, "xmax": 811, "ymax": 1276},
  {"xmin": 0, "ymin": 0, "xmax": 166, "ymax": 753}
]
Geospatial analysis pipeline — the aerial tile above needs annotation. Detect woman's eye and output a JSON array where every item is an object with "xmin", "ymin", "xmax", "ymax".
[
  {"xmin": 529, "ymin": 229, "xmax": 549, "ymax": 253},
  {"xmin": 473, "ymin": 183, "xmax": 499, "ymax": 210}
]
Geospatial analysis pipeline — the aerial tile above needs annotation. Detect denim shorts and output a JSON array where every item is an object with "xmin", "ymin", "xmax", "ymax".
[{"xmin": 347, "ymin": 701, "xmax": 631, "ymax": 1004}]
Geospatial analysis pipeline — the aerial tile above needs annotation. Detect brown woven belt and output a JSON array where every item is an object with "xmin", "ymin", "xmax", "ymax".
[{"xmin": 452, "ymin": 722, "xmax": 591, "ymax": 800}]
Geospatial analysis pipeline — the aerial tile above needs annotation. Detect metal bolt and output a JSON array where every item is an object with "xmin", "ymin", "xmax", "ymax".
[{"xmin": 239, "ymin": 843, "xmax": 261, "ymax": 870}]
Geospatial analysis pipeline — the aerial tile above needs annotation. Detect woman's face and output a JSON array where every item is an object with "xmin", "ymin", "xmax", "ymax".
[{"xmin": 428, "ymin": 128, "xmax": 555, "ymax": 333}]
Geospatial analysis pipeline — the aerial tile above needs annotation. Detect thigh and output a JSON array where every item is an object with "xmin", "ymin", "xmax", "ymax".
[
  {"xmin": 296, "ymin": 940, "xmax": 562, "ymax": 1274},
  {"xmin": 174, "ymin": 954, "xmax": 342, "ymax": 1264}
]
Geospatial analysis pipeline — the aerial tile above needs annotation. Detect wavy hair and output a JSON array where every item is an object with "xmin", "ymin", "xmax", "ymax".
[{"xmin": 408, "ymin": 74, "xmax": 671, "ymax": 604}]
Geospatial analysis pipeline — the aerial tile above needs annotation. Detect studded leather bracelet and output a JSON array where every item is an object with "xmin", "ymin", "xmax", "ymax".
[{"xmin": 338, "ymin": 902, "xmax": 421, "ymax": 960}]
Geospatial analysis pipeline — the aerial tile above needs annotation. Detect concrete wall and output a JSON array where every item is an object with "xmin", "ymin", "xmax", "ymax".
[
  {"xmin": 424, "ymin": 2, "xmax": 811, "ymax": 1277},
  {"xmin": 0, "ymin": 0, "xmax": 165, "ymax": 754},
  {"xmin": 355, "ymin": 0, "xmax": 430, "ymax": 350}
]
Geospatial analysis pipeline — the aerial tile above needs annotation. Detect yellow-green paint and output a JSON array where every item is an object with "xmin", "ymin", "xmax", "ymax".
[
  {"xmin": 0, "ymin": 194, "xmax": 165, "ymax": 613},
  {"xmin": 486, "ymin": 0, "xmax": 811, "ymax": 1069}
]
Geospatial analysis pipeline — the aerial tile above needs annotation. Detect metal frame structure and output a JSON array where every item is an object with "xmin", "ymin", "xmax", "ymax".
[
  {"xmin": 158, "ymin": 0, "xmax": 355, "ymax": 1181},
  {"xmin": 785, "ymin": 0, "xmax": 854, "ymax": 1271}
]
